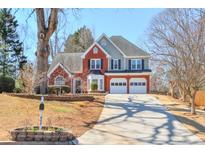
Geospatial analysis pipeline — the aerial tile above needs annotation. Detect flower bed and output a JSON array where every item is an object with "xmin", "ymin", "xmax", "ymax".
[
  {"xmin": 10, "ymin": 126, "xmax": 76, "ymax": 142},
  {"xmin": 4, "ymin": 93, "xmax": 95, "ymax": 102}
]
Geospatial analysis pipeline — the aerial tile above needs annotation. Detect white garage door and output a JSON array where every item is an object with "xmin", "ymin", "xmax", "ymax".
[
  {"xmin": 129, "ymin": 78, "xmax": 147, "ymax": 94},
  {"xmin": 110, "ymin": 78, "xmax": 127, "ymax": 94}
]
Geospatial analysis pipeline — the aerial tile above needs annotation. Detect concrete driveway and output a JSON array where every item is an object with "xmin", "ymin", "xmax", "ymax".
[{"xmin": 78, "ymin": 94, "xmax": 204, "ymax": 144}]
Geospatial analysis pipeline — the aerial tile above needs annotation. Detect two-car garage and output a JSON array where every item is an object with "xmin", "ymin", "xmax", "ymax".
[{"xmin": 110, "ymin": 78, "xmax": 147, "ymax": 94}]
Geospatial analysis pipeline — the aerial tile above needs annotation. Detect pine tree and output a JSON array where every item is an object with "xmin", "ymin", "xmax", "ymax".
[
  {"xmin": 0, "ymin": 8, "xmax": 27, "ymax": 78},
  {"xmin": 64, "ymin": 26, "xmax": 94, "ymax": 53}
]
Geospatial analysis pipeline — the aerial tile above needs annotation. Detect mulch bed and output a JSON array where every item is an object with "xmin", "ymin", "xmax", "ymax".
[{"xmin": 4, "ymin": 93, "xmax": 95, "ymax": 102}]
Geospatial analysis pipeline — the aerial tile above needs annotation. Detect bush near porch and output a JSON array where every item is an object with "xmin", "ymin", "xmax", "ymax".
[
  {"xmin": 48, "ymin": 86, "xmax": 71, "ymax": 94},
  {"xmin": 91, "ymin": 82, "xmax": 98, "ymax": 91}
]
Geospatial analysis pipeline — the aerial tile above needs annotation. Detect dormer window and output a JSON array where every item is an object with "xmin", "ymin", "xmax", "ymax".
[
  {"xmin": 93, "ymin": 47, "xmax": 99, "ymax": 54},
  {"xmin": 90, "ymin": 59, "xmax": 101, "ymax": 70},
  {"xmin": 131, "ymin": 59, "xmax": 142, "ymax": 70}
]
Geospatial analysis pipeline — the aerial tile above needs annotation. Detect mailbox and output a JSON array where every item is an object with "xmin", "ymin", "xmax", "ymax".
[
  {"xmin": 39, "ymin": 103, "xmax": 44, "ymax": 110},
  {"xmin": 39, "ymin": 96, "xmax": 44, "ymax": 130}
]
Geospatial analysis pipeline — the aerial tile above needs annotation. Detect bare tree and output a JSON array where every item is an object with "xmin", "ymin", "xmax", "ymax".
[
  {"xmin": 148, "ymin": 9, "xmax": 205, "ymax": 114},
  {"xmin": 35, "ymin": 8, "xmax": 58, "ymax": 94},
  {"xmin": 19, "ymin": 63, "xmax": 34, "ymax": 93}
]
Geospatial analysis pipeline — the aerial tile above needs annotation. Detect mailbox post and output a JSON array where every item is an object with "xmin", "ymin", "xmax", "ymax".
[{"xmin": 39, "ymin": 96, "xmax": 45, "ymax": 130}]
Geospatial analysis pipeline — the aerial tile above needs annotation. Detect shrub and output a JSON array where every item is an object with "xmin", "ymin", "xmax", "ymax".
[
  {"xmin": 91, "ymin": 82, "xmax": 98, "ymax": 91},
  {"xmin": 0, "ymin": 76, "xmax": 15, "ymax": 93},
  {"xmin": 13, "ymin": 87, "xmax": 22, "ymax": 93},
  {"xmin": 34, "ymin": 86, "xmax": 40, "ymax": 94},
  {"xmin": 48, "ymin": 86, "xmax": 70, "ymax": 95}
]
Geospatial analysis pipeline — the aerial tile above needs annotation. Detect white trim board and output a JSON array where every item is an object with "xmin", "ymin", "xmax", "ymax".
[{"xmin": 105, "ymin": 72, "xmax": 151, "ymax": 76}]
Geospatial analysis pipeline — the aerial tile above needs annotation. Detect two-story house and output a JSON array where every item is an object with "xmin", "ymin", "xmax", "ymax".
[{"xmin": 47, "ymin": 34, "xmax": 151, "ymax": 94}]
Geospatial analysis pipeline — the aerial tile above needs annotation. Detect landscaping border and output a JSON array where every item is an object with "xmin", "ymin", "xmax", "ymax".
[
  {"xmin": 4, "ymin": 93, "xmax": 98, "ymax": 102},
  {"xmin": 10, "ymin": 126, "xmax": 76, "ymax": 142}
]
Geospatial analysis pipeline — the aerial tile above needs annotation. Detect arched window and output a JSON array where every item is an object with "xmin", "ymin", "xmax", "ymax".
[{"xmin": 55, "ymin": 76, "xmax": 65, "ymax": 86}]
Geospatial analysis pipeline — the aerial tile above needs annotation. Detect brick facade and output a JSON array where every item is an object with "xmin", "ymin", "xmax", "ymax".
[
  {"xmin": 48, "ymin": 44, "xmax": 151, "ymax": 94},
  {"xmin": 48, "ymin": 65, "xmax": 71, "ymax": 86},
  {"xmin": 82, "ymin": 44, "xmax": 108, "ymax": 74}
]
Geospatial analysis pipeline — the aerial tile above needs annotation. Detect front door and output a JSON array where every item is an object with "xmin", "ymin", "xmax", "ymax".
[{"xmin": 74, "ymin": 79, "xmax": 82, "ymax": 93}]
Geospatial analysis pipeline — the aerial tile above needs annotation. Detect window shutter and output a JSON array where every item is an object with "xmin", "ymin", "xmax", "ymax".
[
  {"xmin": 111, "ymin": 59, "xmax": 113, "ymax": 70},
  {"xmin": 88, "ymin": 59, "xmax": 90, "ymax": 70},
  {"xmin": 142, "ymin": 59, "xmax": 144, "ymax": 70},
  {"xmin": 118, "ymin": 59, "xmax": 121, "ymax": 70},
  {"xmin": 101, "ymin": 59, "xmax": 103, "ymax": 69},
  {"xmin": 128, "ymin": 59, "xmax": 131, "ymax": 70}
]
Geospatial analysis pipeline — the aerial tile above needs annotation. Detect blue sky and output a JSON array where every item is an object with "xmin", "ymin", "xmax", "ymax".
[{"xmin": 14, "ymin": 8, "xmax": 163, "ymax": 62}]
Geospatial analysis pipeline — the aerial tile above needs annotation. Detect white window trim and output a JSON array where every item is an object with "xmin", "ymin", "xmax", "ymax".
[
  {"xmin": 90, "ymin": 58, "xmax": 101, "ymax": 70},
  {"xmin": 87, "ymin": 74, "xmax": 104, "ymax": 92},
  {"xmin": 99, "ymin": 79, "xmax": 103, "ymax": 90},
  {"xmin": 54, "ymin": 75, "xmax": 65, "ymax": 86},
  {"xmin": 131, "ymin": 59, "xmax": 142, "ymax": 70},
  {"xmin": 113, "ymin": 59, "xmax": 119, "ymax": 70}
]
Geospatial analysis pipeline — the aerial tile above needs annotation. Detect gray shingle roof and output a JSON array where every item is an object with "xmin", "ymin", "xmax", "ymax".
[
  {"xmin": 48, "ymin": 52, "xmax": 83, "ymax": 74},
  {"xmin": 110, "ymin": 36, "xmax": 150, "ymax": 57}
]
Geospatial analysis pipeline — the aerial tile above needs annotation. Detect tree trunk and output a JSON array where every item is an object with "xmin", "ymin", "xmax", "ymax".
[
  {"xmin": 35, "ymin": 8, "xmax": 58, "ymax": 94},
  {"xmin": 169, "ymin": 81, "xmax": 175, "ymax": 97},
  {"xmin": 191, "ymin": 90, "xmax": 197, "ymax": 114},
  {"xmin": 179, "ymin": 87, "xmax": 186, "ymax": 102},
  {"xmin": 36, "ymin": 40, "xmax": 50, "ymax": 94}
]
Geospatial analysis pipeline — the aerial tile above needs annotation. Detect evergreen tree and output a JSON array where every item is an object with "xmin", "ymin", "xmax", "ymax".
[
  {"xmin": 64, "ymin": 26, "xmax": 94, "ymax": 53},
  {"xmin": 0, "ymin": 8, "xmax": 27, "ymax": 78}
]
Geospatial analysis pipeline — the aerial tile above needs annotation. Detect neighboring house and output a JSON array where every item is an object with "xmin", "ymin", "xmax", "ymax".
[{"xmin": 47, "ymin": 34, "xmax": 151, "ymax": 94}]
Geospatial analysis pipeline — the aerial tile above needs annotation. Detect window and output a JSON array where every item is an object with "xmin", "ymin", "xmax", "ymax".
[
  {"xmin": 123, "ymin": 82, "xmax": 126, "ymax": 86},
  {"xmin": 100, "ymin": 79, "xmax": 103, "ymax": 89},
  {"xmin": 131, "ymin": 59, "xmax": 142, "ymax": 70},
  {"xmin": 115, "ymin": 82, "xmax": 119, "ymax": 86},
  {"xmin": 55, "ymin": 76, "xmax": 65, "ymax": 86},
  {"xmin": 113, "ymin": 59, "xmax": 119, "ymax": 70},
  {"xmin": 119, "ymin": 82, "xmax": 122, "ymax": 86},
  {"xmin": 92, "ymin": 79, "xmax": 98, "ymax": 84},
  {"xmin": 90, "ymin": 59, "xmax": 101, "ymax": 70},
  {"xmin": 111, "ymin": 82, "xmax": 114, "ymax": 86},
  {"xmin": 142, "ymin": 82, "xmax": 146, "ymax": 86}
]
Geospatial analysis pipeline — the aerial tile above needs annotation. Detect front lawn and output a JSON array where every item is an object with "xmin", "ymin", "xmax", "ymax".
[{"xmin": 0, "ymin": 94, "xmax": 104, "ymax": 141}]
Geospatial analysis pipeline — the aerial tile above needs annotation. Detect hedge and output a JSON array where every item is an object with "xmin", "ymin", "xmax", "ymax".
[{"xmin": 0, "ymin": 76, "xmax": 15, "ymax": 93}]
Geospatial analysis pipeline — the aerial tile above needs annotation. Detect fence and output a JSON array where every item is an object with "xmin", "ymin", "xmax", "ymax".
[{"xmin": 195, "ymin": 91, "xmax": 205, "ymax": 107}]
